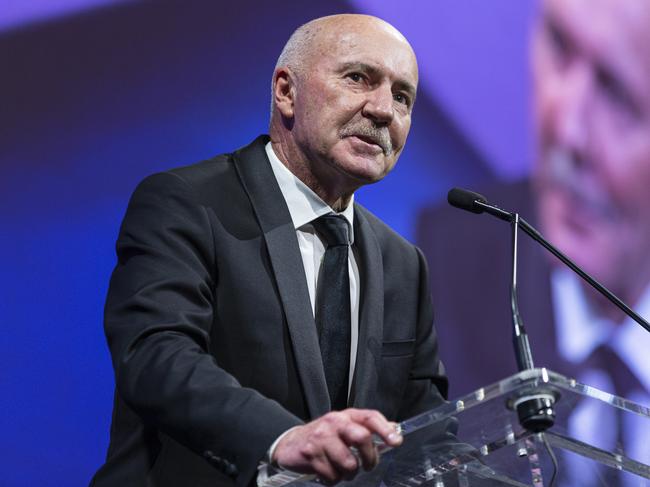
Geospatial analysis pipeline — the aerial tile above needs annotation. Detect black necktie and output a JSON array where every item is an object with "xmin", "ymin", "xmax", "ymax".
[
  {"xmin": 579, "ymin": 343, "xmax": 644, "ymax": 485},
  {"xmin": 590, "ymin": 344, "xmax": 642, "ymax": 397},
  {"xmin": 313, "ymin": 214, "xmax": 351, "ymax": 411},
  {"xmin": 585, "ymin": 344, "xmax": 643, "ymax": 439}
]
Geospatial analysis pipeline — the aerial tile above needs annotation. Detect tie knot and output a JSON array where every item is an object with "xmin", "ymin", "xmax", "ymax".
[{"xmin": 313, "ymin": 214, "xmax": 350, "ymax": 247}]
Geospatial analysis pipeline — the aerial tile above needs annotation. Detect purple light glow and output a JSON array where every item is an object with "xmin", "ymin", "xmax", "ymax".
[{"xmin": 2, "ymin": 0, "xmax": 132, "ymax": 32}]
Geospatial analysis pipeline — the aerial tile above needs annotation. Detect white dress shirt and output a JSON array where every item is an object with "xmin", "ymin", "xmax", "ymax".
[
  {"xmin": 551, "ymin": 268, "xmax": 650, "ymax": 485},
  {"xmin": 258, "ymin": 142, "xmax": 362, "ymax": 482},
  {"xmin": 265, "ymin": 142, "xmax": 361, "ymax": 391}
]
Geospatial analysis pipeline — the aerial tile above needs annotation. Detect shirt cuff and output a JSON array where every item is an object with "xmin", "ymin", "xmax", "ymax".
[{"xmin": 256, "ymin": 426, "xmax": 302, "ymax": 486}]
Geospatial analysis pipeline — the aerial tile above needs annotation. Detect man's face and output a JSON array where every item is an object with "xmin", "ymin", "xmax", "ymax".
[
  {"xmin": 289, "ymin": 20, "xmax": 418, "ymax": 188},
  {"xmin": 532, "ymin": 0, "xmax": 650, "ymax": 298}
]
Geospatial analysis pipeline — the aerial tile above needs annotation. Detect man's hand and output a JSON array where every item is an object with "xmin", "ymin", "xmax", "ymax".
[{"xmin": 272, "ymin": 408, "xmax": 402, "ymax": 485}]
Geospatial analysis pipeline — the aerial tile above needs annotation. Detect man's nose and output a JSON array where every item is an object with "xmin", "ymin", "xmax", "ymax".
[
  {"xmin": 552, "ymin": 62, "xmax": 592, "ymax": 156},
  {"xmin": 362, "ymin": 84, "xmax": 395, "ymax": 125}
]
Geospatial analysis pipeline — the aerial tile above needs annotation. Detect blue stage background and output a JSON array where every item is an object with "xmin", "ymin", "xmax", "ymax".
[{"xmin": 0, "ymin": 1, "xmax": 535, "ymax": 484}]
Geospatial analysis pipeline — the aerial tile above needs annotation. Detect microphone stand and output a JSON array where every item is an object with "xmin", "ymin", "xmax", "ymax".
[
  {"xmin": 452, "ymin": 188, "xmax": 650, "ymax": 432},
  {"xmin": 468, "ymin": 199, "xmax": 557, "ymax": 431},
  {"xmin": 510, "ymin": 213, "xmax": 534, "ymax": 371},
  {"xmin": 509, "ymin": 212, "xmax": 556, "ymax": 432}
]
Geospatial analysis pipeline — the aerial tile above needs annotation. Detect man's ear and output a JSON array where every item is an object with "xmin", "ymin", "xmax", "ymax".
[{"xmin": 273, "ymin": 67, "xmax": 296, "ymax": 119}]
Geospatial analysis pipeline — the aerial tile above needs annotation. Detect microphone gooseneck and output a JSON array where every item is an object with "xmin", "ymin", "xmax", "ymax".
[
  {"xmin": 510, "ymin": 213, "xmax": 534, "ymax": 371},
  {"xmin": 447, "ymin": 184, "xmax": 650, "ymax": 430},
  {"xmin": 509, "ymin": 211, "xmax": 556, "ymax": 432},
  {"xmin": 448, "ymin": 188, "xmax": 537, "ymax": 373},
  {"xmin": 447, "ymin": 187, "xmax": 557, "ymax": 432},
  {"xmin": 446, "ymin": 187, "xmax": 650, "ymax": 333}
]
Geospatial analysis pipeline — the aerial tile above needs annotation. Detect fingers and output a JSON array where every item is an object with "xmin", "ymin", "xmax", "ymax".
[
  {"xmin": 280, "ymin": 425, "xmax": 358, "ymax": 484},
  {"xmin": 339, "ymin": 409, "xmax": 402, "ymax": 471},
  {"xmin": 272, "ymin": 409, "xmax": 403, "ymax": 484},
  {"xmin": 308, "ymin": 449, "xmax": 343, "ymax": 485},
  {"xmin": 321, "ymin": 436, "xmax": 360, "ymax": 482},
  {"xmin": 346, "ymin": 409, "xmax": 403, "ymax": 447},
  {"xmin": 338, "ymin": 423, "xmax": 377, "ymax": 471}
]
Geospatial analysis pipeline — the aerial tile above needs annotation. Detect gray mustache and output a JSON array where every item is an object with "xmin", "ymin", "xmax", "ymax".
[{"xmin": 340, "ymin": 122, "xmax": 393, "ymax": 155}]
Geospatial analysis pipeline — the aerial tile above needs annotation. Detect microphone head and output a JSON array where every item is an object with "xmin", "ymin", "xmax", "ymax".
[{"xmin": 447, "ymin": 187, "xmax": 488, "ymax": 214}]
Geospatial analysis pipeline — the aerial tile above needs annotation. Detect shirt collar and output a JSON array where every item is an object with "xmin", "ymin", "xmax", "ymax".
[
  {"xmin": 552, "ymin": 268, "xmax": 612, "ymax": 363},
  {"xmin": 265, "ymin": 141, "xmax": 354, "ymax": 243},
  {"xmin": 552, "ymin": 268, "xmax": 650, "ymax": 391}
]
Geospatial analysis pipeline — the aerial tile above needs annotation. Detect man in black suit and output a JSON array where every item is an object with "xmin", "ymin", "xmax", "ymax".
[
  {"xmin": 91, "ymin": 14, "xmax": 448, "ymax": 487},
  {"xmin": 417, "ymin": 0, "xmax": 650, "ymax": 463}
]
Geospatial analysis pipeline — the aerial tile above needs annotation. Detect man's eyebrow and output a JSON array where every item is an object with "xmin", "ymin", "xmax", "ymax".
[
  {"xmin": 337, "ymin": 61, "xmax": 379, "ymax": 75},
  {"xmin": 337, "ymin": 61, "xmax": 417, "ymax": 98}
]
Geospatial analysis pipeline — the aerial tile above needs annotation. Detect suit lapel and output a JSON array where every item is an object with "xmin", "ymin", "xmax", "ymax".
[
  {"xmin": 232, "ymin": 136, "xmax": 330, "ymax": 418},
  {"xmin": 350, "ymin": 207, "xmax": 384, "ymax": 408}
]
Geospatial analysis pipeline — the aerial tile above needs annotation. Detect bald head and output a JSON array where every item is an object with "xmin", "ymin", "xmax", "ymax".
[{"xmin": 275, "ymin": 14, "xmax": 414, "ymax": 81}]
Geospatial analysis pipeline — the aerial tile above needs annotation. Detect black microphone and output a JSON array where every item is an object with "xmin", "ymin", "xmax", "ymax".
[
  {"xmin": 448, "ymin": 187, "xmax": 512, "ymax": 222},
  {"xmin": 448, "ymin": 187, "xmax": 554, "ymax": 432},
  {"xmin": 448, "ymin": 187, "xmax": 650, "ymax": 432},
  {"xmin": 447, "ymin": 187, "xmax": 487, "ymax": 214},
  {"xmin": 447, "ymin": 188, "xmax": 650, "ymax": 335}
]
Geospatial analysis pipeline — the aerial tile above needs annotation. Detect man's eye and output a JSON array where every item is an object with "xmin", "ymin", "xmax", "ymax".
[
  {"xmin": 546, "ymin": 20, "xmax": 570, "ymax": 60},
  {"xmin": 393, "ymin": 93, "xmax": 409, "ymax": 106},
  {"xmin": 347, "ymin": 73, "xmax": 364, "ymax": 82},
  {"xmin": 596, "ymin": 67, "xmax": 641, "ymax": 120}
]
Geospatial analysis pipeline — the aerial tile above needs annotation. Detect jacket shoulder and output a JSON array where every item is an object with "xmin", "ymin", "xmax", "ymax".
[
  {"xmin": 167, "ymin": 153, "xmax": 234, "ymax": 191},
  {"xmin": 133, "ymin": 135, "xmax": 270, "ymax": 207}
]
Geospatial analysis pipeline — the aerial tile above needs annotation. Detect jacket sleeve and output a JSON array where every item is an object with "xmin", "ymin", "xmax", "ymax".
[
  {"xmin": 104, "ymin": 171, "xmax": 302, "ymax": 485},
  {"xmin": 395, "ymin": 246, "xmax": 449, "ymax": 420}
]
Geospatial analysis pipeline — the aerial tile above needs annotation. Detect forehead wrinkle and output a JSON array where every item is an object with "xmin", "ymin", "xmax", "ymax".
[{"xmin": 336, "ymin": 60, "xmax": 417, "ymax": 96}]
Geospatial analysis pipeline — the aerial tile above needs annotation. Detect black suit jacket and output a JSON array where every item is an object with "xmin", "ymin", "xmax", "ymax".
[
  {"xmin": 416, "ymin": 181, "xmax": 573, "ymax": 399},
  {"xmin": 91, "ymin": 136, "xmax": 448, "ymax": 487}
]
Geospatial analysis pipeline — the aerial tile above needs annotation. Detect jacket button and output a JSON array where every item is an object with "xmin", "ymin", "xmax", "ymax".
[{"xmin": 223, "ymin": 462, "xmax": 238, "ymax": 478}]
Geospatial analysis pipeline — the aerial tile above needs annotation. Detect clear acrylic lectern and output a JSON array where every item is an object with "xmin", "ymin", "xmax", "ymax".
[{"xmin": 261, "ymin": 368, "xmax": 650, "ymax": 486}]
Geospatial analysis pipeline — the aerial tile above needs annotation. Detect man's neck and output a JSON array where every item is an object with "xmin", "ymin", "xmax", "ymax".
[{"xmin": 269, "ymin": 138, "xmax": 355, "ymax": 212}]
